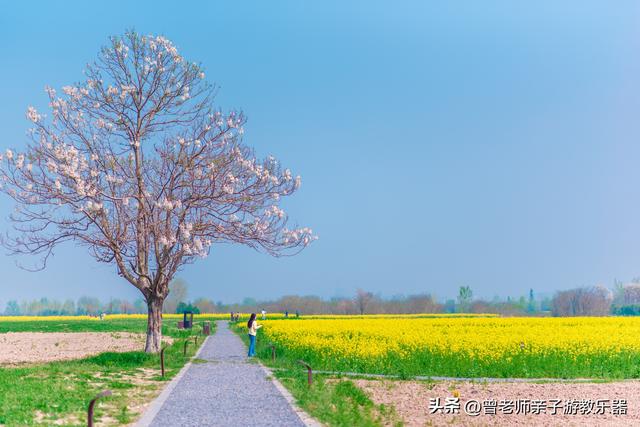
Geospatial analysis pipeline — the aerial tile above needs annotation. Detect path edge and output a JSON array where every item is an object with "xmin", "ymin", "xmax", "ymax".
[
  {"xmin": 135, "ymin": 335, "xmax": 210, "ymax": 427},
  {"xmin": 258, "ymin": 362, "xmax": 323, "ymax": 427}
]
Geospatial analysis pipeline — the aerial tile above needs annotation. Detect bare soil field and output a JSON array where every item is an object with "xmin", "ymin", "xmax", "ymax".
[
  {"xmin": 355, "ymin": 379, "xmax": 640, "ymax": 426},
  {"xmin": 0, "ymin": 332, "xmax": 161, "ymax": 364}
]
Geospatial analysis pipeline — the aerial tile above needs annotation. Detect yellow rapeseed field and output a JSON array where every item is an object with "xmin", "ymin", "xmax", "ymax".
[{"xmin": 248, "ymin": 317, "xmax": 640, "ymax": 378}]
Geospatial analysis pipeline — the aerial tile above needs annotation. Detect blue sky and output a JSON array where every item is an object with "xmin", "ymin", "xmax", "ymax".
[{"xmin": 1, "ymin": 1, "xmax": 640, "ymax": 305}]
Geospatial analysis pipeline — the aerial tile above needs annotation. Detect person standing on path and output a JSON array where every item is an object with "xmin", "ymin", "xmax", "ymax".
[{"xmin": 247, "ymin": 313, "xmax": 262, "ymax": 357}]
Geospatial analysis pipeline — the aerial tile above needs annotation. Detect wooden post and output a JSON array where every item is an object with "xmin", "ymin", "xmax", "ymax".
[
  {"xmin": 160, "ymin": 346, "xmax": 166, "ymax": 377},
  {"xmin": 87, "ymin": 390, "xmax": 112, "ymax": 427},
  {"xmin": 297, "ymin": 360, "xmax": 312, "ymax": 386}
]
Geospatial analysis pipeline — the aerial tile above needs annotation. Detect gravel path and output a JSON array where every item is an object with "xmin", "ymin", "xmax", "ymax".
[{"xmin": 147, "ymin": 321, "xmax": 306, "ymax": 427}]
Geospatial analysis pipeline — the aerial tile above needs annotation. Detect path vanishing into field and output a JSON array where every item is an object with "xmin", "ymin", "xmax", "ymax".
[{"xmin": 137, "ymin": 321, "xmax": 312, "ymax": 427}]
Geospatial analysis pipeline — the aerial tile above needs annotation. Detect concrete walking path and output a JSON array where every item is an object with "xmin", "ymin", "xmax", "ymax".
[{"xmin": 138, "ymin": 321, "xmax": 308, "ymax": 427}]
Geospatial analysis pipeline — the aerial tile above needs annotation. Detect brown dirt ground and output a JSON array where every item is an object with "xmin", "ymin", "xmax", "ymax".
[
  {"xmin": 354, "ymin": 378, "xmax": 640, "ymax": 426},
  {"xmin": 0, "ymin": 332, "xmax": 156, "ymax": 364}
]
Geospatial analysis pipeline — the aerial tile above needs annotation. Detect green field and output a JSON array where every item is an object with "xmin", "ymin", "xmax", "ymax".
[{"xmin": 0, "ymin": 317, "xmax": 214, "ymax": 426}]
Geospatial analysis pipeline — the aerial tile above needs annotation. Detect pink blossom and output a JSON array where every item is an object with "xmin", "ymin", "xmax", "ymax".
[
  {"xmin": 15, "ymin": 154, "xmax": 24, "ymax": 169},
  {"xmin": 26, "ymin": 106, "xmax": 41, "ymax": 123}
]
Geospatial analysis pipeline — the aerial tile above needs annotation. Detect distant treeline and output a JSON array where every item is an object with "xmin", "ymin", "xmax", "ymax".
[
  {"xmin": 4, "ymin": 280, "xmax": 640, "ymax": 317},
  {"xmin": 0, "ymin": 289, "xmax": 546, "ymax": 316},
  {"xmin": 218, "ymin": 282, "xmax": 640, "ymax": 317},
  {"xmin": 1, "ymin": 291, "xmax": 540, "ymax": 316},
  {"xmin": 551, "ymin": 282, "xmax": 640, "ymax": 317},
  {"xmin": 2, "ymin": 297, "xmax": 148, "ymax": 316}
]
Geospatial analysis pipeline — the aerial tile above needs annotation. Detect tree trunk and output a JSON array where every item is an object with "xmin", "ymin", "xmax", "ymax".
[{"xmin": 145, "ymin": 297, "xmax": 163, "ymax": 353}]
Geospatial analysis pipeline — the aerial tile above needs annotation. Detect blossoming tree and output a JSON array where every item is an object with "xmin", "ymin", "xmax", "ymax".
[{"xmin": 0, "ymin": 32, "xmax": 315, "ymax": 352}]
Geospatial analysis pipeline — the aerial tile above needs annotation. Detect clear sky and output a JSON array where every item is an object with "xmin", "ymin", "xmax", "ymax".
[{"xmin": 1, "ymin": 1, "xmax": 640, "ymax": 306}]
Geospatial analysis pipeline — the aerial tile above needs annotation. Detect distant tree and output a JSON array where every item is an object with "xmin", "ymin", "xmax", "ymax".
[
  {"xmin": 405, "ymin": 294, "xmax": 439, "ymax": 314},
  {"xmin": 612, "ymin": 304, "xmax": 640, "ymax": 316},
  {"xmin": 133, "ymin": 298, "xmax": 147, "ymax": 314},
  {"xmin": 77, "ymin": 296, "xmax": 101, "ymax": 315},
  {"xmin": 469, "ymin": 300, "xmax": 493, "ymax": 314},
  {"xmin": 622, "ymin": 284, "xmax": 640, "ymax": 305},
  {"xmin": 457, "ymin": 286, "xmax": 473, "ymax": 312},
  {"xmin": 444, "ymin": 299, "xmax": 456, "ymax": 313},
  {"xmin": 164, "ymin": 278, "xmax": 189, "ymax": 314},
  {"xmin": 119, "ymin": 300, "xmax": 134, "ymax": 314},
  {"xmin": 106, "ymin": 298, "xmax": 123, "ymax": 314},
  {"xmin": 298, "ymin": 295, "xmax": 324, "ymax": 313},
  {"xmin": 539, "ymin": 296, "xmax": 552, "ymax": 312},
  {"xmin": 552, "ymin": 286, "xmax": 612, "ymax": 316},
  {"xmin": 277, "ymin": 295, "xmax": 299, "ymax": 313},
  {"xmin": 193, "ymin": 297, "xmax": 215, "ymax": 313},
  {"xmin": 336, "ymin": 298, "xmax": 355, "ymax": 314},
  {"xmin": 242, "ymin": 297, "xmax": 257, "ymax": 307},
  {"xmin": 354, "ymin": 289, "xmax": 374, "ymax": 315},
  {"xmin": 40, "ymin": 297, "xmax": 63, "ymax": 315},
  {"xmin": 613, "ymin": 279, "xmax": 624, "ymax": 303},
  {"xmin": 20, "ymin": 298, "xmax": 57, "ymax": 315},
  {"xmin": 527, "ymin": 289, "xmax": 536, "ymax": 313},
  {"xmin": 176, "ymin": 301, "xmax": 200, "ymax": 314},
  {"xmin": 4, "ymin": 300, "xmax": 20, "ymax": 315},
  {"xmin": 60, "ymin": 299, "xmax": 75, "ymax": 315},
  {"xmin": 37, "ymin": 298, "xmax": 49, "ymax": 314}
]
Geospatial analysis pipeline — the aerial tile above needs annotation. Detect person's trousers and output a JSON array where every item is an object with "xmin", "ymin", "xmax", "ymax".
[{"xmin": 248, "ymin": 334, "xmax": 256, "ymax": 356}]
